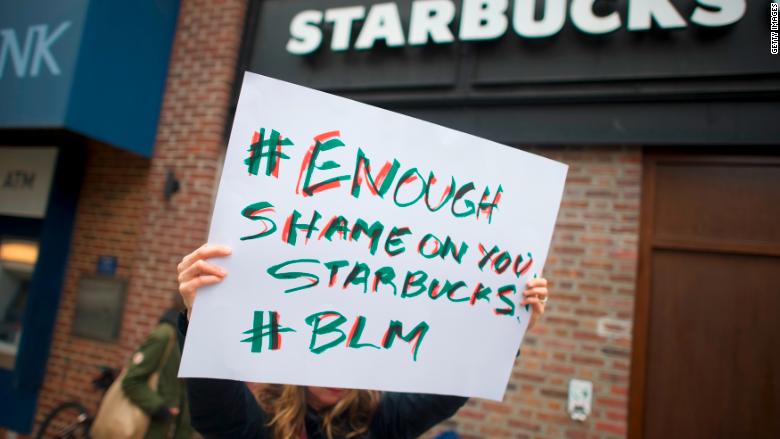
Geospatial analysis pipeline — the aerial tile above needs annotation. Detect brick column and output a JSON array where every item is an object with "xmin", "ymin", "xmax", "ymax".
[
  {"xmin": 121, "ymin": 0, "xmax": 249, "ymax": 350},
  {"xmin": 31, "ymin": 144, "xmax": 150, "ymax": 434}
]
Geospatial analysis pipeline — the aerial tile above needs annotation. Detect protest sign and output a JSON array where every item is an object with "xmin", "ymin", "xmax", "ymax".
[{"xmin": 179, "ymin": 72, "xmax": 568, "ymax": 400}]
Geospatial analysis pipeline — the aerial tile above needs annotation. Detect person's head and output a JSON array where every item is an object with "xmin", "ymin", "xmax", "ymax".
[{"xmin": 254, "ymin": 384, "xmax": 379, "ymax": 439}]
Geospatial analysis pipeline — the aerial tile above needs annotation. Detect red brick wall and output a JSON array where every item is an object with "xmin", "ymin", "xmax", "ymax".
[
  {"xmin": 119, "ymin": 0, "xmax": 248, "ymax": 362},
  {"xmin": 33, "ymin": 142, "xmax": 151, "ymax": 429},
  {"xmin": 426, "ymin": 146, "xmax": 641, "ymax": 439}
]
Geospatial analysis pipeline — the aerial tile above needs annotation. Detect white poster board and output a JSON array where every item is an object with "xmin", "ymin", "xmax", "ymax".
[{"xmin": 180, "ymin": 73, "xmax": 568, "ymax": 400}]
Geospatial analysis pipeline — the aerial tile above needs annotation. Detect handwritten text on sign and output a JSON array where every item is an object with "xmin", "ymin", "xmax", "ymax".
[{"xmin": 179, "ymin": 73, "xmax": 568, "ymax": 400}]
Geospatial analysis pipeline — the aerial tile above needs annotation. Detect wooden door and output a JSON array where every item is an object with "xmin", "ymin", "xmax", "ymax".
[{"xmin": 629, "ymin": 154, "xmax": 780, "ymax": 439}]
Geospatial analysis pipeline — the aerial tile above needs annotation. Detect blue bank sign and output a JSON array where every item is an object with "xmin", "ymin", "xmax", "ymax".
[
  {"xmin": 0, "ymin": 0, "xmax": 180, "ymax": 157},
  {"xmin": 0, "ymin": 21, "xmax": 72, "ymax": 78}
]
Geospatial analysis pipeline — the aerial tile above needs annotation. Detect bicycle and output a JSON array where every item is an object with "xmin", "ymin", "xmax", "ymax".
[{"xmin": 35, "ymin": 366, "xmax": 118, "ymax": 439}]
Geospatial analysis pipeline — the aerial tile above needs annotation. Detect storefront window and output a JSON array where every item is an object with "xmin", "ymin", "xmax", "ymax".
[{"xmin": 0, "ymin": 239, "xmax": 38, "ymax": 370}]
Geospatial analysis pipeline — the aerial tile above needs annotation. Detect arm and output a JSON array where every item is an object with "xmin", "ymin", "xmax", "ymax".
[
  {"xmin": 178, "ymin": 313, "xmax": 270, "ymax": 439},
  {"xmin": 371, "ymin": 392, "xmax": 468, "ymax": 439},
  {"xmin": 121, "ymin": 325, "xmax": 173, "ymax": 419}
]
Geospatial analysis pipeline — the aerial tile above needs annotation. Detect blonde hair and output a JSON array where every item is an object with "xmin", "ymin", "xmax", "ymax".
[{"xmin": 253, "ymin": 384, "xmax": 380, "ymax": 439}]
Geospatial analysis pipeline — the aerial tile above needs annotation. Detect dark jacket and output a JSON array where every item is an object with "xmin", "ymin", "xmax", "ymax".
[
  {"xmin": 123, "ymin": 309, "xmax": 193, "ymax": 439},
  {"xmin": 178, "ymin": 313, "xmax": 468, "ymax": 439}
]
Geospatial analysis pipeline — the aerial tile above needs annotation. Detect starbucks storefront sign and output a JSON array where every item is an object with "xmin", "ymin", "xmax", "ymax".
[{"xmin": 286, "ymin": 0, "xmax": 747, "ymax": 54}]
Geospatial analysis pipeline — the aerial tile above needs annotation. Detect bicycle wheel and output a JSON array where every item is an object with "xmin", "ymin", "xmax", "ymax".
[{"xmin": 35, "ymin": 401, "xmax": 90, "ymax": 439}]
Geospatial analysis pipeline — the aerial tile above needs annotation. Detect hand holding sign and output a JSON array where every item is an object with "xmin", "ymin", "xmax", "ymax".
[
  {"xmin": 176, "ymin": 244, "xmax": 231, "ymax": 319},
  {"xmin": 523, "ymin": 277, "xmax": 549, "ymax": 330},
  {"xmin": 179, "ymin": 73, "xmax": 567, "ymax": 400}
]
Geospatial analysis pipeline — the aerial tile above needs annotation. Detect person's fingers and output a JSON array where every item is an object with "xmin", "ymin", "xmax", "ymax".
[
  {"xmin": 521, "ymin": 285, "xmax": 548, "ymax": 319},
  {"xmin": 177, "ymin": 243, "xmax": 207, "ymax": 273},
  {"xmin": 522, "ymin": 286, "xmax": 548, "ymax": 300},
  {"xmin": 526, "ymin": 277, "xmax": 548, "ymax": 288},
  {"xmin": 177, "ymin": 244, "xmax": 231, "ymax": 274},
  {"xmin": 178, "ymin": 275, "xmax": 225, "ymax": 308},
  {"xmin": 524, "ymin": 278, "xmax": 548, "ymax": 330},
  {"xmin": 178, "ymin": 259, "xmax": 227, "ymax": 284},
  {"xmin": 177, "ymin": 244, "xmax": 232, "ymax": 274},
  {"xmin": 179, "ymin": 274, "xmax": 224, "ymax": 294},
  {"xmin": 521, "ymin": 295, "xmax": 543, "ymax": 306},
  {"xmin": 520, "ymin": 296, "xmax": 544, "ymax": 311},
  {"xmin": 176, "ymin": 245, "xmax": 231, "ymax": 320},
  {"xmin": 522, "ymin": 296, "xmax": 546, "ymax": 318},
  {"xmin": 169, "ymin": 407, "xmax": 180, "ymax": 416}
]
